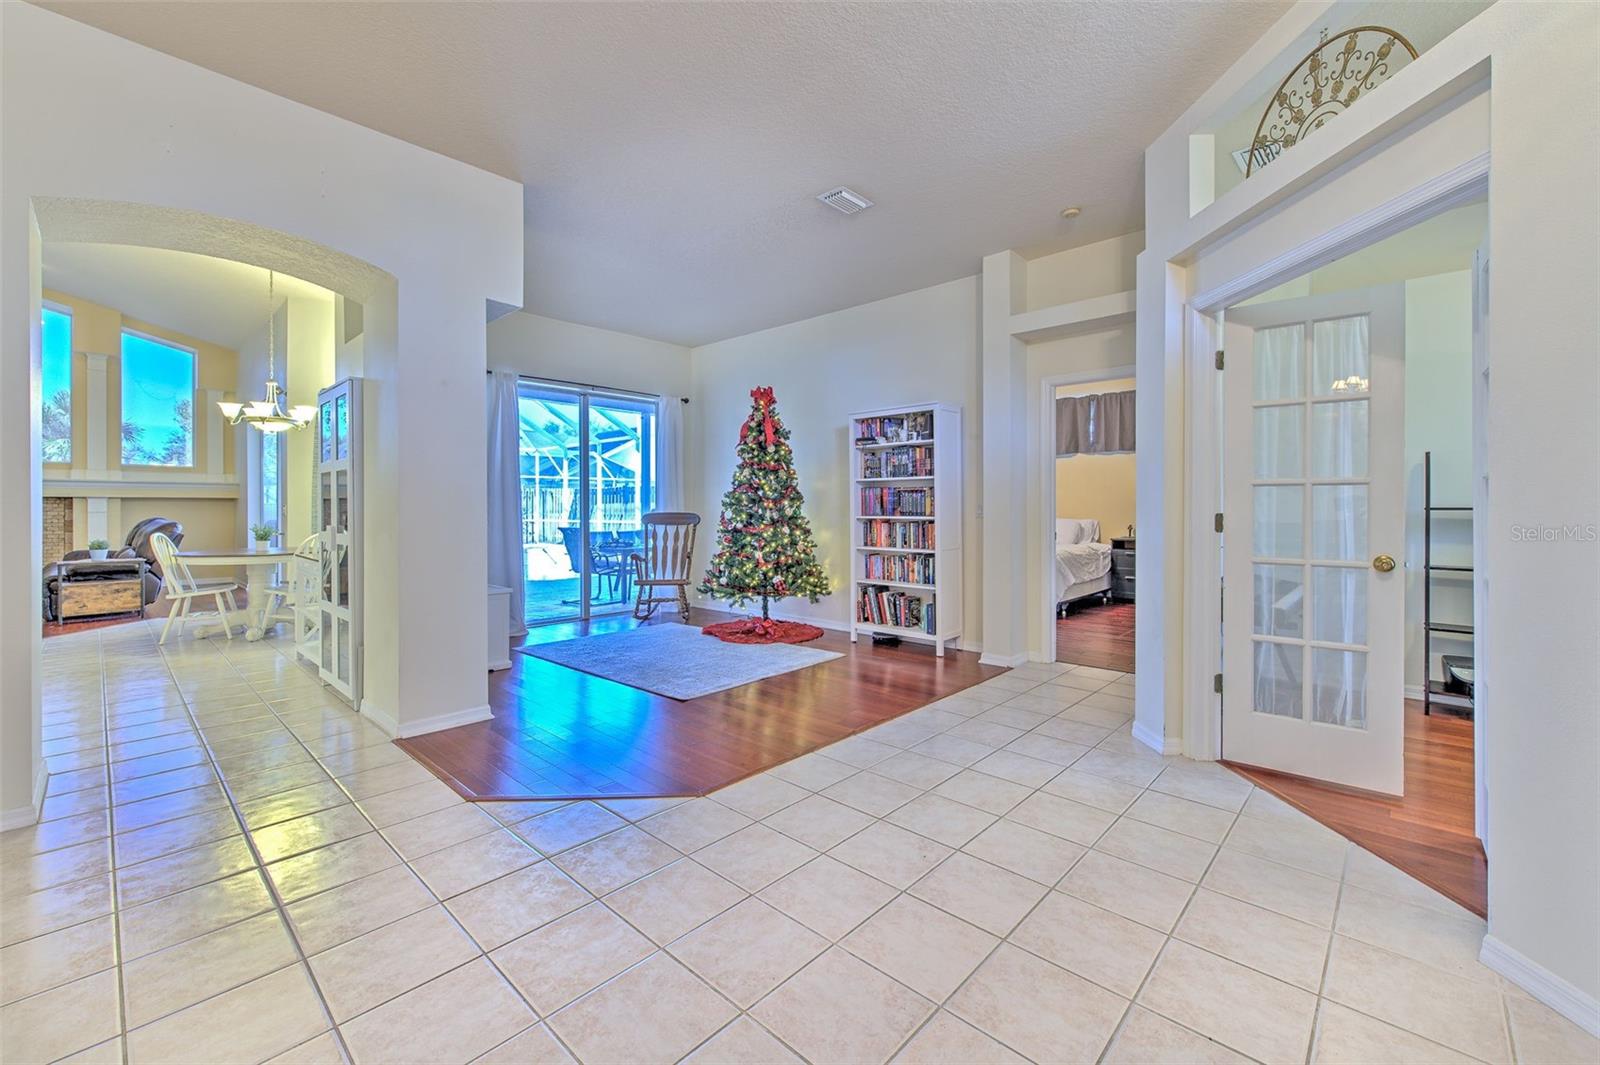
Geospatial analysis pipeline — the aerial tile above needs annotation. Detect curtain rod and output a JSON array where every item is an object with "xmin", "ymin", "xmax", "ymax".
[{"xmin": 487, "ymin": 369, "xmax": 688, "ymax": 402}]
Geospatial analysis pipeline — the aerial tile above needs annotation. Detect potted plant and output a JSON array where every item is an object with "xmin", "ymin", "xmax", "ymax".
[
  {"xmin": 87, "ymin": 538, "xmax": 111, "ymax": 561},
  {"xmin": 249, "ymin": 523, "xmax": 276, "ymax": 552}
]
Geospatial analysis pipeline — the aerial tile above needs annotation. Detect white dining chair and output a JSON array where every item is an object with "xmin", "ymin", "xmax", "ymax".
[
  {"xmin": 262, "ymin": 534, "xmax": 317, "ymax": 632},
  {"xmin": 150, "ymin": 532, "xmax": 241, "ymax": 644}
]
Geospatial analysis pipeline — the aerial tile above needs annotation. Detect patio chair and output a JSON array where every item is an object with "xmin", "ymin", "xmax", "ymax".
[
  {"xmin": 630, "ymin": 512, "xmax": 700, "ymax": 620},
  {"xmin": 559, "ymin": 526, "xmax": 625, "ymax": 602}
]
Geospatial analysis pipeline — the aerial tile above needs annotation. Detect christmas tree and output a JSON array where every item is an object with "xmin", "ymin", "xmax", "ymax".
[{"xmin": 700, "ymin": 386, "xmax": 831, "ymax": 625}]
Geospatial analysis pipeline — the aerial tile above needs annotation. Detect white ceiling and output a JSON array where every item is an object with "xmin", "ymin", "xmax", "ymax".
[
  {"xmin": 44, "ymin": 1, "xmax": 1290, "ymax": 346},
  {"xmin": 44, "ymin": 243, "xmax": 334, "ymax": 351}
]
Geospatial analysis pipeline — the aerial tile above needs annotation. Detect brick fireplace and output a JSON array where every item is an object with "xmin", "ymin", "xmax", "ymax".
[{"xmin": 43, "ymin": 498, "xmax": 73, "ymax": 563}]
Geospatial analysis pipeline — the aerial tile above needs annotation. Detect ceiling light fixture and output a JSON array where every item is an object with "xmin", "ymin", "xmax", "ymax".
[
  {"xmin": 217, "ymin": 270, "xmax": 316, "ymax": 434},
  {"xmin": 1059, "ymin": 206, "xmax": 1082, "ymax": 220}
]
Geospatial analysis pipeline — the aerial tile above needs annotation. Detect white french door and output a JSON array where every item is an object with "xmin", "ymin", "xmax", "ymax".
[{"xmin": 1221, "ymin": 286, "xmax": 1406, "ymax": 794}]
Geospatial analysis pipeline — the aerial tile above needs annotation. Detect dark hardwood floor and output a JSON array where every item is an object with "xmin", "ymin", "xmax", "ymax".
[
  {"xmin": 1056, "ymin": 599, "xmax": 1135, "ymax": 673},
  {"xmin": 1226, "ymin": 700, "xmax": 1484, "ymax": 917},
  {"xmin": 399, "ymin": 608, "xmax": 1005, "ymax": 802}
]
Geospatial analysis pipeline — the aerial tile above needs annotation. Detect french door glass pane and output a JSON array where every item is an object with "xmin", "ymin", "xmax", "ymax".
[
  {"xmin": 1312, "ymin": 316, "xmax": 1370, "ymax": 395},
  {"xmin": 1253, "ymin": 485, "xmax": 1304, "ymax": 559},
  {"xmin": 1311, "ymin": 566, "xmax": 1367, "ymax": 645},
  {"xmin": 519, "ymin": 387, "xmax": 585, "ymax": 623},
  {"xmin": 1311, "ymin": 648, "xmax": 1368, "ymax": 728},
  {"xmin": 1253, "ymin": 406, "xmax": 1304, "ymax": 479},
  {"xmin": 1310, "ymin": 400, "xmax": 1369, "ymax": 478},
  {"xmin": 1253, "ymin": 640, "xmax": 1304, "ymax": 718},
  {"xmin": 1310, "ymin": 485, "xmax": 1367, "ymax": 561},
  {"xmin": 1253, "ymin": 325, "xmax": 1305, "ymax": 401},
  {"xmin": 1253, "ymin": 564, "xmax": 1304, "ymax": 638},
  {"xmin": 588, "ymin": 396, "xmax": 657, "ymax": 617}
]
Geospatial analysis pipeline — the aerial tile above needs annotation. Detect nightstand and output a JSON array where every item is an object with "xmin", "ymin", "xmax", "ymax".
[{"xmin": 1109, "ymin": 538, "xmax": 1135, "ymax": 602}]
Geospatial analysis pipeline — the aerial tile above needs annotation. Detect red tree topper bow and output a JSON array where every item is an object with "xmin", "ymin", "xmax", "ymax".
[{"xmin": 740, "ymin": 386, "xmax": 778, "ymax": 448}]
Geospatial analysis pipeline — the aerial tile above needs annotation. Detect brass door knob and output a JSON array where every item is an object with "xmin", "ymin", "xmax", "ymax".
[{"xmin": 1372, "ymin": 554, "xmax": 1396, "ymax": 572}]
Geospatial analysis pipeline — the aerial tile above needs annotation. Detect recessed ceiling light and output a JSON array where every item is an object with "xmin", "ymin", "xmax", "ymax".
[
  {"xmin": 817, "ymin": 187, "xmax": 874, "ymax": 214},
  {"xmin": 1060, "ymin": 206, "xmax": 1082, "ymax": 220}
]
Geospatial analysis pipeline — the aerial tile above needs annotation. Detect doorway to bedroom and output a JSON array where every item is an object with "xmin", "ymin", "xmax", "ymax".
[{"xmin": 1050, "ymin": 374, "xmax": 1136, "ymax": 672}]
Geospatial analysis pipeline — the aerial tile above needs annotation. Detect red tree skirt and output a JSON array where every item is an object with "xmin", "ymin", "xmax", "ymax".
[{"xmin": 702, "ymin": 618, "xmax": 826, "ymax": 645}]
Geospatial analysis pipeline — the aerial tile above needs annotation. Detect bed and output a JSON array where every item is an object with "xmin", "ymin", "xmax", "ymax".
[{"xmin": 1054, "ymin": 518, "xmax": 1112, "ymax": 610}]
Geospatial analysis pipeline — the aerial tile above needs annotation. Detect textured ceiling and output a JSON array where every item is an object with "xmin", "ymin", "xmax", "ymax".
[
  {"xmin": 44, "ymin": 243, "xmax": 335, "ymax": 351},
  {"xmin": 43, "ymin": 1, "xmax": 1291, "ymax": 345}
]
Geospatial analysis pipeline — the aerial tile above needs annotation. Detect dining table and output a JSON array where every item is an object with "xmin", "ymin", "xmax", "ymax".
[{"xmin": 177, "ymin": 546, "xmax": 301, "ymax": 641}]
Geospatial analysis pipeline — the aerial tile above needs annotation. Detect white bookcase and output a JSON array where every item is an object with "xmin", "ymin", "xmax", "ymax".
[{"xmin": 849, "ymin": 403, "xmax": 962, "ymax": 657}]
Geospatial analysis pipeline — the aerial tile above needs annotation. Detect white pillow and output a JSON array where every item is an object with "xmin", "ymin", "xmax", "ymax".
[{"xmin": 1056, "ymin": 518, "xmax": 1101, "ymax": 545}]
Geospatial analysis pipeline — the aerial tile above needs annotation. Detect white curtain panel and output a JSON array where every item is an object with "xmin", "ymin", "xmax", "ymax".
[
  {"xmin": 657, "ymin": 395, "xmax": 686, "ymax": 511},
  {"xmin": 486, "ymin": 371, "xmax": 527, "ymax": 635}
]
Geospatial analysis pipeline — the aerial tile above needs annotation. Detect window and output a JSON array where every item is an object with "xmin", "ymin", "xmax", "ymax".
[
  {"xmin": 41, "ymin": 306, "xmax": 72, "ymax": 462},
  {"xmin": 121, "ymin": 331, "xmax": 195, "ymax": 466},
  {"xmin": 260, "ymin": 432, "xmax": 283, "ymax": 537}
]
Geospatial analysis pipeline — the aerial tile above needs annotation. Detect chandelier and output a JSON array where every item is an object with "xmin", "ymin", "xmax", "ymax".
[{"xmin": 217, "ymin": 270, "xmax": 315, "ymax": 433}]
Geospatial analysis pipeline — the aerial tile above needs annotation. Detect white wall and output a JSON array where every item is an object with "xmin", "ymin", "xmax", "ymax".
[
  {"xmin": 489, "ymin": 311, "xmax": 692, "ymax": 399},
  {"xmin": 1403, "ymin": 271, "xmax": 1472, "ymax": 693},
  {"xmin": 688, "ymin": 278, "xmax": 982, "ymax": 641},
  {"xmin": 1138, "ymin": 0, "xmax": 1600, "ymax": 1026},
  {"xmin": 1, "ymin": 3, "xmax": 523, "ymax": 822}
]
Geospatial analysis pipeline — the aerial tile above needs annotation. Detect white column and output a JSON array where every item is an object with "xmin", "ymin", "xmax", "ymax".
[
  {"xmin": 979, "ymin": 250, "xmax": 1029, "ymax": 665},
  {"xmin": 86, "ymin": 497, "xmax": 110, "ymax": 544},
  {"xmin": 1132, "ymin": 253, "xmax": 1187, "ymax": 755},
  {"xmin": 1, "ymin": 210, "xmax": 44, "ymax": 825},
  {"xmin": 85, "ymin": 351, "xmax": 108, "ymax": 472}
]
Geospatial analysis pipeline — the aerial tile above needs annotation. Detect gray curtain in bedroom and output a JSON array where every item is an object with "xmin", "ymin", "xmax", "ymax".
[{"xmin": 1056, "ymin": 389, "xmax": 1135, "ymax": 455}]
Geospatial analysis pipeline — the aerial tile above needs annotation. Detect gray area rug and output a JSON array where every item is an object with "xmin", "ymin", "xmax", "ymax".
[{"xmin": 517, "ymin": 622, "xmax": 842, "ymax": 700}]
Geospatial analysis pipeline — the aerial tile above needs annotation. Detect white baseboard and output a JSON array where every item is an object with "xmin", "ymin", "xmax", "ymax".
[
  {"xmin": 1404, "ymin": 684, "xmax": 1425, "ymax": 700},
  {"xmin": 488, "ymin": 657, "xmax": 513, "ymax": 672},
  {"xmin": 0, "ymin": 763, "xmax": 50, "ymax": 831},
  {"xmin": 360, "ymin": 698, "xmax": 399, "ymax": 737},
  {"xmin": 1480, "ymin": 935, "xmax": 1600, "ymax": 1038},
  {"xmin": 361, "ymin": 701, "xmax": 495, "ymax": 740},
  {"xmin": 1132, "ymin": 719, "xmax": 1180, "ymax": 756},
  {"xmin": 979, "ymin": 651, "xmax": 1029, "ymax": 668}
]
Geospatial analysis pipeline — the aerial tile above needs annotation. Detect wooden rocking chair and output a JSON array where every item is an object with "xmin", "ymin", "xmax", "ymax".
[{"xmin": 631, "ymin": 511, "xmax": 700, "ymax": 620}]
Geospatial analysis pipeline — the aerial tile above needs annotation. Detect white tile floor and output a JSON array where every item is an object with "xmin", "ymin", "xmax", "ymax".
[{"xmin": 3, "ymin": 621, "xmax": 1595, "ymax": 1064}]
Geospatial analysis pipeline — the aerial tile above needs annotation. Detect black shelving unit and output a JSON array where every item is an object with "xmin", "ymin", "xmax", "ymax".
[{"xmin": 1423, "ymin": 451, "xmax": 1474, "ymax": 715}]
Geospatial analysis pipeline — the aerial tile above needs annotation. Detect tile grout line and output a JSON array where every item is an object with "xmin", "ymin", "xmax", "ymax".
[
  {"xmin": 143, "ymin": 624, "xmax": 357, "ymax": 1063},
  {"xmin": 97, "ymin": 628, "xmax": 135, "ymax": 1065}
]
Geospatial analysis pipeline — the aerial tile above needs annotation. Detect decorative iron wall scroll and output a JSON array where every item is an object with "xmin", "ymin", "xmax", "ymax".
[{"xmin": 1246, "ymin": 26, "xmax": 1419, "ymax": 177}]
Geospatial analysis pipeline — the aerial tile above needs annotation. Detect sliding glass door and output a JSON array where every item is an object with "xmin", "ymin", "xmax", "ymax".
[{"xmin": 517, "ymin": 381, "xmax": 657, "ymax": 624}]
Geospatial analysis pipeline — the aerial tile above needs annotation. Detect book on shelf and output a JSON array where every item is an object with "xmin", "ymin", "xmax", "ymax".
[
  {"xmin": 860, "ymin": 519, "xmax": 935, "ymax": 549},
  {"xmin": 859, "ymin": 444, "xmax": 934, "ymax": 478},
  {"xmin": 857, "ymin": 585, "xmax": 936, "ymax": 633},
  {"xmin": 853, "ymin": 411, "xmax": 934, "ymax": 444},
  {"xmin": 862, "ymin": 552, "xmax": 935, "ymax": 584},
  {"xmin": 858, "ymin": 486, "xmax": 934, "ymax": 516}
]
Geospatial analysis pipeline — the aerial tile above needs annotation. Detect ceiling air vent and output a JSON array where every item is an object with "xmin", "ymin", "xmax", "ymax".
[{"xmin": 816, "ymin": 186, "xmax": 874, "ymax": 214}]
